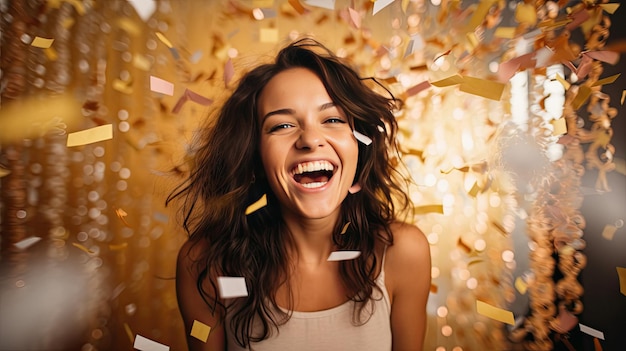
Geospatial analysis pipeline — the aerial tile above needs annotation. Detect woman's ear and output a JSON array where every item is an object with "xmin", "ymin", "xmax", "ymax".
[{"xmin": 348, "ymin": 183, "xmax": 361, "ymax": 194}]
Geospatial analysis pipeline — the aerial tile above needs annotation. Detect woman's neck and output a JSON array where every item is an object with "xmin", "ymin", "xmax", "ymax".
[{"xmin": 282, "ymin": 213, "xmax": 339, "ymax": 267}]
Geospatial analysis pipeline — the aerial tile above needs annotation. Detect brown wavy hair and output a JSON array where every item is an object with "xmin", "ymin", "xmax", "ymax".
[{"xmin": 166, "ymin": 38, "xmax": 411, "ymax": 348}]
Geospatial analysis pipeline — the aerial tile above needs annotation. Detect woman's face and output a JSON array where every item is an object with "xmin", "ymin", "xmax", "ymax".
[{"xmin": 257, "ymin": 67, "xmax": 360, "ymax": 222}]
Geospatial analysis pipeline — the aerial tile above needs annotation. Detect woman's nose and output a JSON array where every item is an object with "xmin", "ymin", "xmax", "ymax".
[{"xmin": 295, "ymin": 126, "xmax": 324, "ymax": 150}]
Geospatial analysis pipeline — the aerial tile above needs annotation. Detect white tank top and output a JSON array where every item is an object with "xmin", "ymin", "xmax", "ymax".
[{"xmin": 226, "ymin": 252, "xmax": 392, "ymax": 351}]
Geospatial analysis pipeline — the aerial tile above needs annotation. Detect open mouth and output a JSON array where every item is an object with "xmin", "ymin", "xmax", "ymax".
[{"xmin": 291, "ymin": 160, "xmax": 335, "ymax": 189}]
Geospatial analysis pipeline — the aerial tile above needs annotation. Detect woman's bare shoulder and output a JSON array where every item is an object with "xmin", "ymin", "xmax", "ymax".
[{"xmin": 385, "ymin": 221, "xmax": 431, "ymax": 294}]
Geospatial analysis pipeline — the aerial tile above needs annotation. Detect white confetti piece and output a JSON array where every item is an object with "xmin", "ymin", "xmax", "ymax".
[
  {"xmin": 217, "ymin": 276, "xmax": 248, "ymax": 298},
  {"xmin": 579, "ymin": 323, "xmax": 605, "ymax": 340},
  {"xmin": 14, "ymin": 236, "xmax": 42, "ymax": 250},
  {"xmin": 133, "ymin": 334, "xmax": 170, "ymax": 351},
  {"xmin": 149, "ymin": 76, "xmax": 174, "ymax": 96},
  {"xmin": 373, "ymin": 0, "xmax": 394, "ymax": 15},
  {"xmin": 327, "ymin": 251, "xmax": 361, "ymax": 261},
  {"xmin": 353, "ymin": 130, "xmax": 372, "ymax": 145},
  {"xmin": 127, "ymin": 0, "xmax": 156, "ymax": 22}
]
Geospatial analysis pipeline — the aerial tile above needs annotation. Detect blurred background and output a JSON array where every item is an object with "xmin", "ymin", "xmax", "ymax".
[{"xmin": 0, "ymin": 1, "xmax": 624, "ymax": 350}]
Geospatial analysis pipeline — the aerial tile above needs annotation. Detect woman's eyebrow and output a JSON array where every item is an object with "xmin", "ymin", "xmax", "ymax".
[{"xmin": 262, "ymin": 102, "xmax": 337, "ymax": 122}]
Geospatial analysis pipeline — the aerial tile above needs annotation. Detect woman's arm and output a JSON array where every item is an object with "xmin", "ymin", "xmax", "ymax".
[
  {"xmin": 386, "ymin": 222, "xmax": 432, "ymax": 351},
  {"xmin": 176, "ymin": 239, "xmax": 226, "ymax": 351}
]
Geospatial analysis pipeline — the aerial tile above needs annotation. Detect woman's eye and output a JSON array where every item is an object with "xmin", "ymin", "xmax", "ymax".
[
  {"xmin": 269, "ymin": 123, "xmax": 293, "ymax": 132},
  {"xmin": 325, "ymin": 117, "xmax": 346, "ymax": 124}
]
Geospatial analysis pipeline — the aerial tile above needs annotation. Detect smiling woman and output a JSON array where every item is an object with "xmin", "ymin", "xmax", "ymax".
[{"xmin": 166, "ymin": 38, "xmax": 431, "ymax": 351}]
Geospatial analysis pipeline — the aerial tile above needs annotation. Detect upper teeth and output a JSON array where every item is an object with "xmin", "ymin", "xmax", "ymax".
[{"xmin": 293, "ymin": 160, "xmax": 334, "ymax": 175}]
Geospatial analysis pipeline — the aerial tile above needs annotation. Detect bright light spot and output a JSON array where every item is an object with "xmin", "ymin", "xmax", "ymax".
[
  {"xmin": 502, "ymin": 250, "xmax": 515, "ymax": 262},
  {"xmin": 475, "ymin": 221, "xmax": 488, "ymax": 234},
  {"xmin": 432, "ymin": 266, "xmax": 440, "ymax": 278},
  {"xmin": 528, "ymin": 241, "xmax": 537, "ymax": 251},
  {"xmin": 466, "ymin": 277, "xmax": 478, "ymax": 289},
  {"xmin": 437, "ymin": 306, "xmax": 449, "ymax": 317},
  {"xmin": 436, "ymin": 347, "xmax": 446, "ymax": 351},
  {"xmin": 452, "ymin": 107, "xmax": 464, "ymax": 120},
  {"xmin": 489, "ymin": 61, "xmax": 499, "ymax": 73},
  {"xmin": 452, "ymin": 347, "xmax": 464, "ymax": 351},
  {"xmin": 227, "ymin": 48, "xmax": 239, "ymax": 58},
  {"xmin": 461, "ymin": 130, "xmax": 474, "ymax": 151},
  {"xmin": 252, "ymin": 8, "xmax": 264, "ymax": 20},
  {"xmin": 437, "ymin": 179, "xmax": 450, "ymax": 193},
  {"xmin": 441, "ymin": 325, "xmax": 453, "ymax": 336},
  {"xmin": 458, "ymin": 269, "xmax": 470, "ymax": 280},
  {"xmin": 442, "ymin": 193, "xmax": 455, "ymax": 207},
  {"xmin": 489, "ymin": 193, "xmax": 501, "ymax": 207},
  {"xmin": 424, "ymin": 173, "xmax": 437, "ymax": 187},
  {"xmin": 427, "ymin": 232, "xmax": 439, "ymax": 245},
  {"xmin": 474, "ymin": 239, "xmax": 486, "ymax": 251}
]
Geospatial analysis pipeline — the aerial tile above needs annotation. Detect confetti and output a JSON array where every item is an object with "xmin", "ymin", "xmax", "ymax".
[
  {"xmin": 430, "ymin": 74, "xmax": 464, "ymax": 87},
  {"xmin": 460, "ymin": 76, "xmax": 505, "ymax": 101},
  {"xmin": 31, "ymin": 36, "xmax": 54, "ymax": 48},
  {"xmin": 172, "ymin": 89, "xmax": 213, "ymax": 114},
  {"xmin": 414, "ymin": 204, "xmax": 444, "ymax": 214},
  {"xmin": 150, "ymin": 76, "xmax": 174, "ymax": 96},
  {"xmin": 124, "ymin": 323, "xmax": 134, "ymax": 344},
  {"xmin": 617, "ymin": 267, "xmax": 626, "ymax": 296},
  {"xmin": 340, "ymin": 222, "xmax": 350, "ymax": 234},
  {"xmin": 115, "ymin": 208, "xmax": 130, "ymax": 226},
  {"xmin": 494, "ymin": 27, "xmax": 516, "ymax": 39},
  {"xmin": 72, "ymin": 242, "xmax": 95, "ymax": 255},
  {"xmin": 406, "ymin": 81, "xmax": 431, "ymax": 97},
  {"xmin": 476, "ymin": 300, "xmax": 515, "ymax": 325},
  {"xmin": 66, "ymin": 124, "xmax": 113, "ymax": 147},
  {"xmin": 304, "ymin": 0, "xmax": 334, "ymax": 10},
  {"xmin": 260, "ymin": 28, "xmax": 279, "ymax": 43},
  {"xmin": 600, "ymin": 3, "xmax": 620, "ymax": 14},
  {"xmin": 133, "ymin": 54, "xmax": 152, "ymax": 71},
  {"xmin": 347, "ymin": 7, "xmax": 361, "ymax": 29},
  {"xmin": 372, "ymin": 0, "xmax": 393, "ymax": 15},
  {"xmin": 579, "ymin": 323, "xmax": 605, "ymax": 340},
  {"xmin": 602, "ymin": 224, "xmax": 617, "ymax": 240},
  {"xmin": 113, "ymin": 79, "xmax": 133, "ymax": 94},
  {"xmin": 127, "ymin": 0, "xmax": 156, "ymax": 22},
  {"xmin": 551, "ymin": 118, "xmax": 567, "ymax": 135},
  {"xmin": 621, "ymin": 90, "xmax": 625, "ymax": 105},
  {"xmin": 190, "ymin": 320, "xmax": 211, "ymax": 342},
  {"xmin": 592, "ymin": 73, "xmax": 621, "ymax": 87},
  {"xmin": 514, "ymin": 276, "xmax": 528, "ymax": 294},
  {"xmin": 224, "ymin": 59, "xmax": 235, "ymax": 87},
  {"xmin": 288, "ymin": 0, "xmax": 308, "ymax": 14},
  {"xmin": 327, "ymin": 251, "xmax": 361, "ymax": 261},
  {"xmin": 245, "ymin": 194, "xmax": 267, "ymax": 215},
  {"xmin": 109, "ymin": 243, "xmax": 128, "ymax": 251},
  {"xmin": 133, "ymin": 334, "xmax": 170, "ymax": 351},
  {"xmin": 353, "ymin": 130, "xmax": 372, "ymax": 145},
  {"xmin": 14, "ymin": 236, "xmax": 42, "ymax": 250},
  {"xmin": 0, "ymin": 167, "xmax": 11, "ymax": 178},
  {"xmin": 217, "ymin": 276, "xmax": 248, "ymax": 298},
  {"xmin": 572, "ymin": 85, "xmax": 592, "ymax": 110},
  {"xmin": 155, "ymin": 31, "xmax": 173, "ymax": 48},
  {"xmin": 554, "ymin": 73, "xmax": 571, "ymax": 90}
]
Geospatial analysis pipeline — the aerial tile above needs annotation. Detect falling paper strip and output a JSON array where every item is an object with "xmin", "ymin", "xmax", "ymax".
[
  {"xmin": 373, "ymin": 0, "xmax": 394, "ymax": 15},
  {"xmin": 304, "ymin": 0, "xmax": 335, "ymax": 10},
  {"xmin": 476, "ymin": 300, "xmax": 515, "ymax": 325},
  {"xmin": 190, "ymin": 320, "xmax": 211, "ymax": 342},
  {"xmin": 579, "ymin": 323, "xmax": 605, "ymax": 340},
  {"xmin": 150, "ymin": 76, "xmax": 174, "ymax": 96},
  {"xmin": 127, "ymin": 0, "xmax": 156, "ymax": 22},
  {"xmin": 67, "ymin": 124, "xmax": 113, "ymax": 147},
  {"xmin": 14, "ymin": 236, "xmax": 42, "ymax": 250},
  {"xmin": 217, "ymin": 276, "xmax": 248, "ymax": 298},
  {"xmin": 340, "ymin": 222, "xmax": 350, "ymax": 234},
  {"xmin": 245, "ymin": 194, "xmax": 267, "ymax": 215},
  {"xmin": 31, "ymin": 36, "xmax": 55, "ymax": 48},
  {"xmin": 353, "ymin": 130, "xmax": 372, "ymax": 145},
  {"xmin": 327, "ymin": 251, "xmax": 361, "ymax": 261},
  {"xmin": 133, "ymin": 334, "xmax": 170, "ymax": 351}
]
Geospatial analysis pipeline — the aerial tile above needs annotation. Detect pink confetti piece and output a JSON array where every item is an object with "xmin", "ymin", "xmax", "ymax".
[
  {"xmin": 224, "ymin": 59, "xmax": 234, "ymax": 87},
  {"xmin": 583, "ymin": 51, "xmax": 620, "ymax": 65},
  {"xmin": 406, "ymin": 80, "xmax": 431, "ymax": 97},
  {"xmin": 172, "ymin": 88, "xmax": 214, "ymax": 114},
  {"xmin": 150, "ymin": 76, "xmax": 174, "ymax": 96}
]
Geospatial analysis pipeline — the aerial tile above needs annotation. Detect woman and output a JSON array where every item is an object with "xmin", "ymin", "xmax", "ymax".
[{"xmin": 167, "ymin": 38, "xmax": 431, "ymax": 351}]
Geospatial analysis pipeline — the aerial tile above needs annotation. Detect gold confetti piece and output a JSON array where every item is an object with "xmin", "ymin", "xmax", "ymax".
[
  {"xmin": 245, "ymin": 194, "xmax": 267, "ymax": 215},
  {"xmin": 460, "ymin": 76, "xmax": 505, "ymax": 101},
  {"xmin": 190, "ymin": 320, "xmax": 211, "ymax": 342},
  {"xmin": 466, "ymin": 0, "xmax": 499, "ymax": 31},
  {"xmin": 476, "ymin": 300, "xmax": 515, "ymax": 325},
  {"xmin": 491, "ymin": 221, "xmax": 507, "ymax": 235},
  {"xmin": 353, "ymin": 130, "xmax": 372, "ymax": 145},
  {"xmin": 592, "ymin": 73, "xmax": 620, "ymax": 87},
  {"xmin": 554, "ymin": 73, "xmax": 571, "ymax": 90},
  {"xmin": 67, "ymin": 124, "xmax": 113, "ymax": 147},
  {"xmin": 72, "ymin": 242, "xmax": 95, "ymax": 254},
  {"xmin": 109, "ymin": 243, "xmax": 128, "ymax": 251},
  {"xmin": 133, "ymin": 54, "xmax": 152, "ymax": 71},
  {"xmin": 288, "ymin": 0, "xmax": 307, "ymax": 14},
  {"xmin": 44, "ymin": 47, "xmax": 58, "ymax": 61},
  {"xmin": 0, "ymin": 167, "xmax": 10, "ymax": 178},
  {"xmin": 468, "ymin": 181, "xmax": 480, "ymax": 197},
  {"xmin": 150, "ymin": 76, "xmax": 174, "ymax": 96},
  {"xmin": 579, "ymin": 323, "xmax": 605, "ymax": 340},
  {"xmin": 31, "ymin": 36, "xmax": 54, "ymax": 48},
  {"xmin": 430, "ymin": 74, "xmax": 464, "ymax": 87},
  {"xmin": 217, "ymin": 276, "xmax": 248, "ymax": 298},
  {"xmin": 599, "ymin": 3, "xmax": 620, "ymax": 14},
  {"xmin": 253, "ymin": 0, "xmax": 274, "ymax": 6},
  {"xmin": 340, "ymin": 222, "xmax": 350, "ymax": 234},
  {"xmin": 62, "ymin": 17, "xmax": 75, "ymax": 29},
  {"xmin": 494, "ymin": 27, "xmax": 516, "ymax": 39},
  {"xmin": 118, "ymin": 17, "xmax": 141, "ymax": 36},
  {"xmin": 551, "ymin": 118, "xmax": 567, "ymax": 136},
  {"xmin": 155, "ymin": 31, "xmax": 173, "ymax": 48},
  {"xmin": 66, "ymin": 0, "xmax": 85, "ymax": 15},
  {"xmin": 617, "ymin": 267, "xmax": 626, "ymax": 296},
  {"xmin": 14, "ymin": 236, "xmax": 42, "ymax": 250},
  {"xmin": 621, "ymin": 90, "xmax": 625, "ymax": 105},
  {"xmin": 466, "ymin": 32, "xmax": 479, "ymax": 50},
  {"xmin": 572, "ymin": 85, "xmax": 592, "ymax": 110},
  {"xmin": 133, "ymin": 334, "xmax": 170, "ymax": 351},
  {"xmin": 514, "ymin": 276, "xmax": 528, "ymax": 294},
  {"xmin": 259, "ymin": 27, "xmax": 279, "ymax": 43},
  {"xmin": 602, "ymin": 224, "xmax": 617, "ymax": 240},
  {"xmin": 515, "ymin": 2, "xmax": 537, "ymax": 26},
  {"xmin": 124, "ymin": 323, "xmax": 134, "ymax": 344},
  {"xmin": 115, "ymin": 208, "xmax": 130, "ymax": 226},
  {"xmin": 327, "ymin": 251, "xmax": 361, "ymax": 261},
  {"xmin": 414, "ymin": 204, "xmax": 444, "ymax": 214}
]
